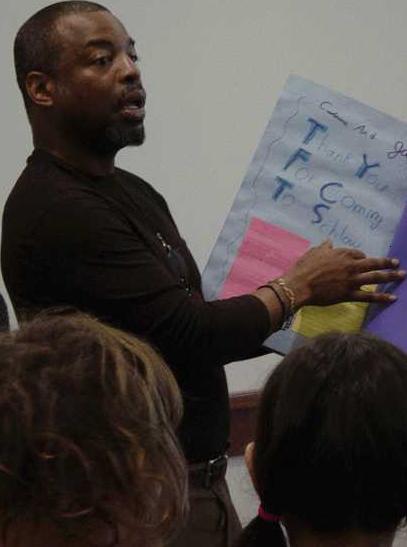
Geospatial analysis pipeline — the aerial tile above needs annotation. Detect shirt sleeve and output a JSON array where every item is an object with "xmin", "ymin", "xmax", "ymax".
[{"xmin": 32, "ymin": 196, "xmax": 271, "ymax": 368}]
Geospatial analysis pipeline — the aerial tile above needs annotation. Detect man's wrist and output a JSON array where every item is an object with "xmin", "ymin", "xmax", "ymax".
[
  {"xmin": 257, "ymin": 278, "xmax": 297, "ymax": 330},
  {"xmin": 281, "ymin": 276, "xmax": 311, "ymax": 310}
]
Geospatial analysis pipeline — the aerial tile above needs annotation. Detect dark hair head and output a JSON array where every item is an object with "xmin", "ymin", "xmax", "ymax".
[
  {"xmin": 0, "ymin": 310, "xmax": 187, "ymax": 545},
  {"xmin": 14, "ymin": 1, "xmax": 110, "ymax": 109},
  {"xmin": 238, "ymin": 333, "xmax": 407, "ymax": 547}
]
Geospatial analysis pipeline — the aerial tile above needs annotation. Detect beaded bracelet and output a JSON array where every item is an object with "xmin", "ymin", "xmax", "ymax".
[
  {"xmin": 258, "ymin": 281, "xmax": 287, "ymax": 321},
  {"xmin": 277, "ymin": 278, "xmax": 296, "ymax": 329},
  {"xmin": 275, "ymin": 278, "xmax": 296, "ymax": 311},
  {"xmin": 258, "ymin": 278, "xmax": 296, "ymax": 330}
]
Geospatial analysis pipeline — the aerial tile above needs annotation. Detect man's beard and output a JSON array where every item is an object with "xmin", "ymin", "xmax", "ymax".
[
  {"xmin": 90, "ymin": 120, "xmax": 145, "ymax": 154},
  {"xmin": 60, "ymin": 113, "xmax": 145, "ymax": 155}
]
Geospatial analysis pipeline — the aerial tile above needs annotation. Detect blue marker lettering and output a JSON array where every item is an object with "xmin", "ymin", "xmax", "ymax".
[
  {"xmin": 303, "ymin": 118, "xmax": 328, "ymax": 145},
  {"xmin": 273, "ymin": 177, "xmax": 294, "ymax": 200},
  {"xmin": 320, "ymin": 182, "xmax": 343, "ymax": 204},
  {"xmin": 355, "ymin": 153, "xmax": 380, "ymax": 179},
  {"xmin": 312, "ymin": 203, "xmax": 330, "ymax": 224},
  {"xmin": 284, "ymin": 148, "xmax": 311, "ymax": 171}
]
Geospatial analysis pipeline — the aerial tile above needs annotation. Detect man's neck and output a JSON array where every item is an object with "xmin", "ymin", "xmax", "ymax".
[{"xmin": 33, "ymin": 135, "xmax": 116, "ymax": 177}]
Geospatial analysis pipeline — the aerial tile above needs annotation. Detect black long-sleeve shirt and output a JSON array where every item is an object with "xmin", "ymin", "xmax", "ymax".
[{"xmin": 1, "ymin": 150, "xmax": 270, "ymax": 461}]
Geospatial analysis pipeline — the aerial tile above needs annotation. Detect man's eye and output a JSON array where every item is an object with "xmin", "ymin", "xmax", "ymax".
[
  {"xmin": 94, "ymin": 56, "xmax": 112, "ymax": 66},
  {"xmin": 129, "ymin": 53, "xmax": 139, "ymax": 63}
]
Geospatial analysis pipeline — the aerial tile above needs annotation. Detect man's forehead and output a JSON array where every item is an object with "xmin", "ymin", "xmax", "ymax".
[{"xmin": 55, "ymin": 10, "xmax": 131, "ymax": 48}]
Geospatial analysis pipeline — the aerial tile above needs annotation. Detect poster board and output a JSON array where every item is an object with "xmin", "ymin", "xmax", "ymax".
[{"xmin": 203, "ymin": 75, "xmax": 407, "ymax": 354}]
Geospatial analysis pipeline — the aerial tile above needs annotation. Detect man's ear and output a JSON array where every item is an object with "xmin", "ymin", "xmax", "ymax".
[
  {"xmin": 244, "ymin": 441, "xmax": 259, "ymax": 495},
  {"xmin": 25, "ymin": 71, "xmax": 55, "ymax": 107}
]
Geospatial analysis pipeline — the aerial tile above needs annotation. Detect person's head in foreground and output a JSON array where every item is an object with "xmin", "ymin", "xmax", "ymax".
[
  {"xmin": 14, "ymin": 1, "xmax": 146, "ymax": 162},
  {"xmin": 239, "ymin": 333, "xmax": 407, "ymax": 547},
  {"xmin": 0, "ymin": 311, "xmax": 187, "ymax": 547}
]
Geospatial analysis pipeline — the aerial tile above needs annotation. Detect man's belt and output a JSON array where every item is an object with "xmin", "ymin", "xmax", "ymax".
[{"xmin": 188, "ymin": 454, "xmax": 228, "ymax": 488}]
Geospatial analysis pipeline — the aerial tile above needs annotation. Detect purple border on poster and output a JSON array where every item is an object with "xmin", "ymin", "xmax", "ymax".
[{"xmin": 366, "ymin": 201, "xmax": 407, "ymax": 352}]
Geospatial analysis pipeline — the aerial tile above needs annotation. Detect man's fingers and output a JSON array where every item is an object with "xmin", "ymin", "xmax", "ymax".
[
  {"xmin": 320, "ymin": 239, "xmax": 333, "ymax": 249},
  {"xmin": 354, "ymin": 257, "xmax": 401, "ymax": 272},
  {"xmin": 335, "ymin": 247, "xmax": 366, "ymax": 259},
  {"xmin": 352, "ymin": 270, "xmax": 406, "ymax": 287},
  {"xmin": 349, "ymin": 289, "xmax": 397, "ymax": 303}
]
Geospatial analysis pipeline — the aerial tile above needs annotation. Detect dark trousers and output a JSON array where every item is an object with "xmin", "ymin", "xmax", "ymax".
[{"xmin": 170, "ymin": 475, "xmax": 242, "ymax": 547}]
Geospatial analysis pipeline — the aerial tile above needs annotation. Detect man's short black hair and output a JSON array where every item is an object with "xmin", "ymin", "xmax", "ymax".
[{"xmin": 14, "ymin": 1, "xmax": 110, "ymax": 109}]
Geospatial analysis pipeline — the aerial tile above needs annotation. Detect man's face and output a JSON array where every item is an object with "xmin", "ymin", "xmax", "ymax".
[{"xmin": 50, "ymin": 10, "xmax": 146, "ymax": 153}]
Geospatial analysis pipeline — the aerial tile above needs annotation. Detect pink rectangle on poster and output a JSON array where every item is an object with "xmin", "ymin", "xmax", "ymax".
[{"xmin": 220, "ymin": 217, "xmax": 310, "ymax": 299}]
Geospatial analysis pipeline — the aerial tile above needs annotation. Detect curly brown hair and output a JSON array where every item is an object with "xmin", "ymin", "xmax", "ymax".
[{"xmin": 0, "ymin": 310, "xmax": 187, "ymax": 546}]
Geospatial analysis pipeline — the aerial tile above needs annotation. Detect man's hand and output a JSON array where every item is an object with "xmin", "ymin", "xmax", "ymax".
[{"xmin": 283, "ymin": 240, "xmax": 406, "ymax": 309}]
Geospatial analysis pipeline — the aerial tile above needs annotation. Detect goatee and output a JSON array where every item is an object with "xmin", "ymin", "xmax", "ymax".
[{"xmin": 96, "ymin": 123, "xmax": 145, "ymax": 153}]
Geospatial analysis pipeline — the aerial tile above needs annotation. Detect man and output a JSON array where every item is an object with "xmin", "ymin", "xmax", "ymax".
[{"xmin": 2, "ymin": 3, "xmax": 404, "ymax": 546}]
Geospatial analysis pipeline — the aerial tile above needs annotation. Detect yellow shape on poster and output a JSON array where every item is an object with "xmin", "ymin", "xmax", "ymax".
[{"xmin": 292, "ymin": 286, "xmax": 376, "ymax": 338}]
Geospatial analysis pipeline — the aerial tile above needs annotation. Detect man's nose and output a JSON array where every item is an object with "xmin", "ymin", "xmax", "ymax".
[{"xmin": 119, "ymin": 54, "xmax": 142, "ymax": 84}]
